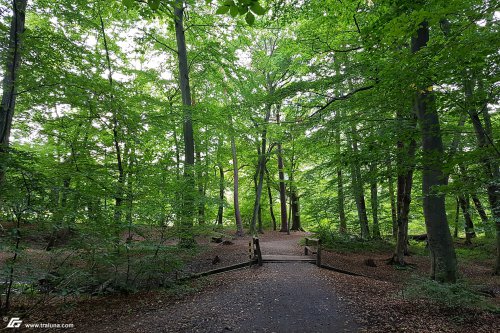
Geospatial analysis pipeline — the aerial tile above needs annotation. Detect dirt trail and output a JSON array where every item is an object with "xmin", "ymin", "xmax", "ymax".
[
  {"xmin": 257, "ymin": 232, "xmax": 305, "ymax": 255},
  {"xmin": 81, "ymin": 232, "xmax": 359, "ymax": 333}
]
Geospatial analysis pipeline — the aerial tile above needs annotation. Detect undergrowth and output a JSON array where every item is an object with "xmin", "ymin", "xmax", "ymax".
[
  {"xmin": 310, "ymin": 224, "xmax": 394, "ymax": 253},
  {"xmin": 403, "ymin": 276, "xmax": 499, "ymax": 313}
]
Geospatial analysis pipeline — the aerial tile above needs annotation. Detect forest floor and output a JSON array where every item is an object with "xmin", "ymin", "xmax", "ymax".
[{"xmin": 2, "ymin": 230, "xmax": 500, "ymax": 332}]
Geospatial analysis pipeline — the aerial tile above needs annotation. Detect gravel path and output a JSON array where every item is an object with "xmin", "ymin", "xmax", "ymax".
[{"xmin": 82, "ymin": 233, "xmax": 359, "ymax": 333}]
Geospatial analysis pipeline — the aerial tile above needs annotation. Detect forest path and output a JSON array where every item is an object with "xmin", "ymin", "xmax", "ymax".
[
  {"xmin": 258, "ymin": 231, "xmax": 305, "ymax": 255},
  {"xmin": 84, "ymin": 232, "xmax": 359, "ymax": 333}
]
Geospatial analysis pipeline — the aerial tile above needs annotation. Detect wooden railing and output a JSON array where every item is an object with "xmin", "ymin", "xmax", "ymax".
[{"xmin": 304, "ymin": 237, "xmax": 321, "ymax": 267}]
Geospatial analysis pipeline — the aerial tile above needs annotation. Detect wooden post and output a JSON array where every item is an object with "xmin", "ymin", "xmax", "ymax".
[
  {"xmin": 253, "ymin": 237, "xmax": 263, "ymax": 266},
  {"xmin": 304, "ymin": 238, "xmax": 309, "ymax": 255},
  {"xmin": 249, "ymin": 240, "xmax": 253, "ymax": 265},
  {"xmin": 316, "ymin": 239, "xmax": 322, "ymax": 267}
]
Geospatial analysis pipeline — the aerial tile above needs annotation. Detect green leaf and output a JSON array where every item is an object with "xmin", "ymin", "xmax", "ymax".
[
  {"xmin": 123, "ymin": 0, "xmax": 135, "ymax": 8},
  {"xmin": 215, "ymin": 5, "xmax": 230, "ymax": 14},
  {"xmin": 245, "ymin": 11, "xmax": 255, "ymax": 25},
  {"xmin": 230, "ymin": 4, "xmax": 239, "ymax": 17},
  {"xmin": 148, "ymin": 0, "xmax": 161, "ymax": 10},
  {"xmin": 250, "ymin": 3, "xmax": 266, "ymax": 15},
  {"xmin": 238, "ymin": 5, "xmax": 248, "ymax": 15}
]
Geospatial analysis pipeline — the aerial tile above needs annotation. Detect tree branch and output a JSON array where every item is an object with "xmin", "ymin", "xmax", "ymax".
[{"xmin": 308, "ymin": 85, "xmax": 374, "ymax": 119}]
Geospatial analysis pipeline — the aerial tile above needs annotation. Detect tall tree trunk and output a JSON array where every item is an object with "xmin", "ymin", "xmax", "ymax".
[
  {"xmin": 217, "ymin": 164, "xmax": 224, "ymax": 226},
  {"xmin": 337, "ymin": 167, "xmax": 347, "ymax": 233},
  {"xmin": 369, "ymin": 161, "xmax": 380, "ymax": 239},
  {"xmin": 289, "ymin": 144, "xmax": 301, "ymax": 231},
  {"xmin": 387, "ymin": 160, "xmax": 397, "ymax": 238},
  {"xmin": 125, "ymin": 145, "xmax": 136, "ymax": 241},
  {"xmin": 277, "ymin": 141, "xmax": 288, "ymax": 232},
  {"xmin": 256, "ymin": 148, "xmax": 264, "ymax": 234},
  {"xmin": 466, "ymin": 82, "xmax": 500, "ymax": 273},
  {"xmin": 173, "ymin": 117, "xmax": 181, "ymax": 181},
  {"xmin": 394, "ymin": 163, "xmax": 415, "ymax": 264},
  {"xmin": 265, "ymin": 168, "xmax": 277, "ymax": 230},
  {"xmin": 393, "ymin": 114, "xmax": 417, "ymax": 264},
  {"xmin": 454, "ymin": 197, "xmax": 460, "ymax": 238},
  {"xmin": 230, "ymin": 121, "xmax": 243, "ymax": 236},
  {"xmin": 290, "ymin": 187, "xmax": 301, "ymax": 231},
  {"xmin": 413, "ymin": 21, "xmax": 457, "ymax": 283},
  {"xmin": 250, "ymin": 109, "xmax": 271, "ymax": 234},
  {"xmin": 99, "ymin": 11, "xmax": 124, "ymax": 239},
  {"xmin": 112, "ymin": 117, "xmax": 125, "ymax": 235},
  {"xmin": 253, "ymin": 151, "xmax": 264, "ymax": 234},
  {"xmin": 276, "ymin": 109, "xmax": 288, "ymax": 232},
  {"xmin": 174, "ymin": 1, "xmax": 195, "ymax": 246},
  {"xmin": 196, "ymin": 150, "xmax": 205, "ymax": 225},
  {"xmin": 472, "ymin": 194, "xmax": 491, "ymax": 237},
  {"xmin": 347, "ymin": 127, "xmax": 370, "ymax": 239},
  {"xmin": 0, "ymin": 0, "xmax": 27, "ymax": 188},
  {"xmin": 258, "ymin": 202, "xmax": 263, "ymax": 234},
  {"xmin": 215, "ymin": 137, "xmax": 224, "ymax": 226},
  {"xmin": 336, "ymin": 114, "xmax": 347, "ymax": 233},
  {"xmin": 171, "ymin": 118, "xmax": 183, "ymax": 226},
  {"xmin": 458, "ymin": 195, "xmax": 476, "ymax": 244}
]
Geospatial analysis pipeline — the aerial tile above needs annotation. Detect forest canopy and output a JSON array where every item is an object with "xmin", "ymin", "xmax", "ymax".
[{"xmin": 0, "ymin": 0, "xmax": 499, "ymax": 315}]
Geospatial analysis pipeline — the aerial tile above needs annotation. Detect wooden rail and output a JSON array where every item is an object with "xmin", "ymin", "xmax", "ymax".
[
  {"xmin": 180, "ymin": 260, "xmax": 257, "ymax": 281},
  {"xmin": 181, "ymin": 237, "xmax": 262, "ymax": 281},
  {"xmin": 304, "ymin": 237, "xmax": 322, "ymax": 267}
]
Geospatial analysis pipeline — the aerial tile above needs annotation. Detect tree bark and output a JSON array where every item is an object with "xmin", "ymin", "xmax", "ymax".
[
  {"xmin": 369, "ymin": 161, "xmax": 380, "ymax": 239},
  {"xmin": 265, "ymin": 168, "xmax": 277, "ymax": 231},
  {"xmin": 0, "ymin": 0, "xmax": 27, "ymax": 187},
  {"xmin": 347, "ymin": 127, "xmax": 370, "ymax": 239},
  {"xmin": 387, "ymin": 160, "xmax": 398, "ymax": 238},
  {"xmin": 230, "ymin": 121, "xmax": 244, "ymax": 236},
  {"xmin": 458, "ymin": 195, "xmax": 475, "ymax": 244},
  {"xmin": 253, "ymin": 148, "xmax": 264, "ymax": 234},
  {"xmin": 472, "ymin": 194, "xmax": 491, "ymax": 237},
  {"xmin": 337, "ymin": 167, "xmax": 347, "ymax": 233},
  {"xmin": 336, "ymin": 113, "xmax": 347, "ymax": 233},
  {"xmin": 413, "ymin": 21, "xmax": 457, "ymax": 283},
  {"xmin": 174, "ymin": 1, "xmax": 196, "ymax": 246},
  {"xmin": 125, "ymin": 145, "xmax": 136, "ymax": 242},
  {"xmin": 290, "ymin": 187, "xmax": 301, "ymax": 231},
  {"xmin": 289, "ymin": 144, "xmax": 301, "ymax": 231},
  {"xmin": 393, "ymin": 113, "xmax": 417, "ymax": 264},
  {"xmin": 394, "ymin": 160, "xmax": 415, "ymax": 264},
  {"xmin": 250, "ymin": 109, "xmax": 271, "ymax": 234},
  {"xmin": 217, "ymin": 164, "xmax": 224, "ymax": 226},
  {"xmin": 196, "ymin": 150, "xmax": 205, "ymax": 225},
  {"xmin": 276, "ymin": 109, "xmax": 288, "ymax": 232},
  {"xmin": 454, "ymin": 197, "xmax": 460, "ymax": 238}
]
